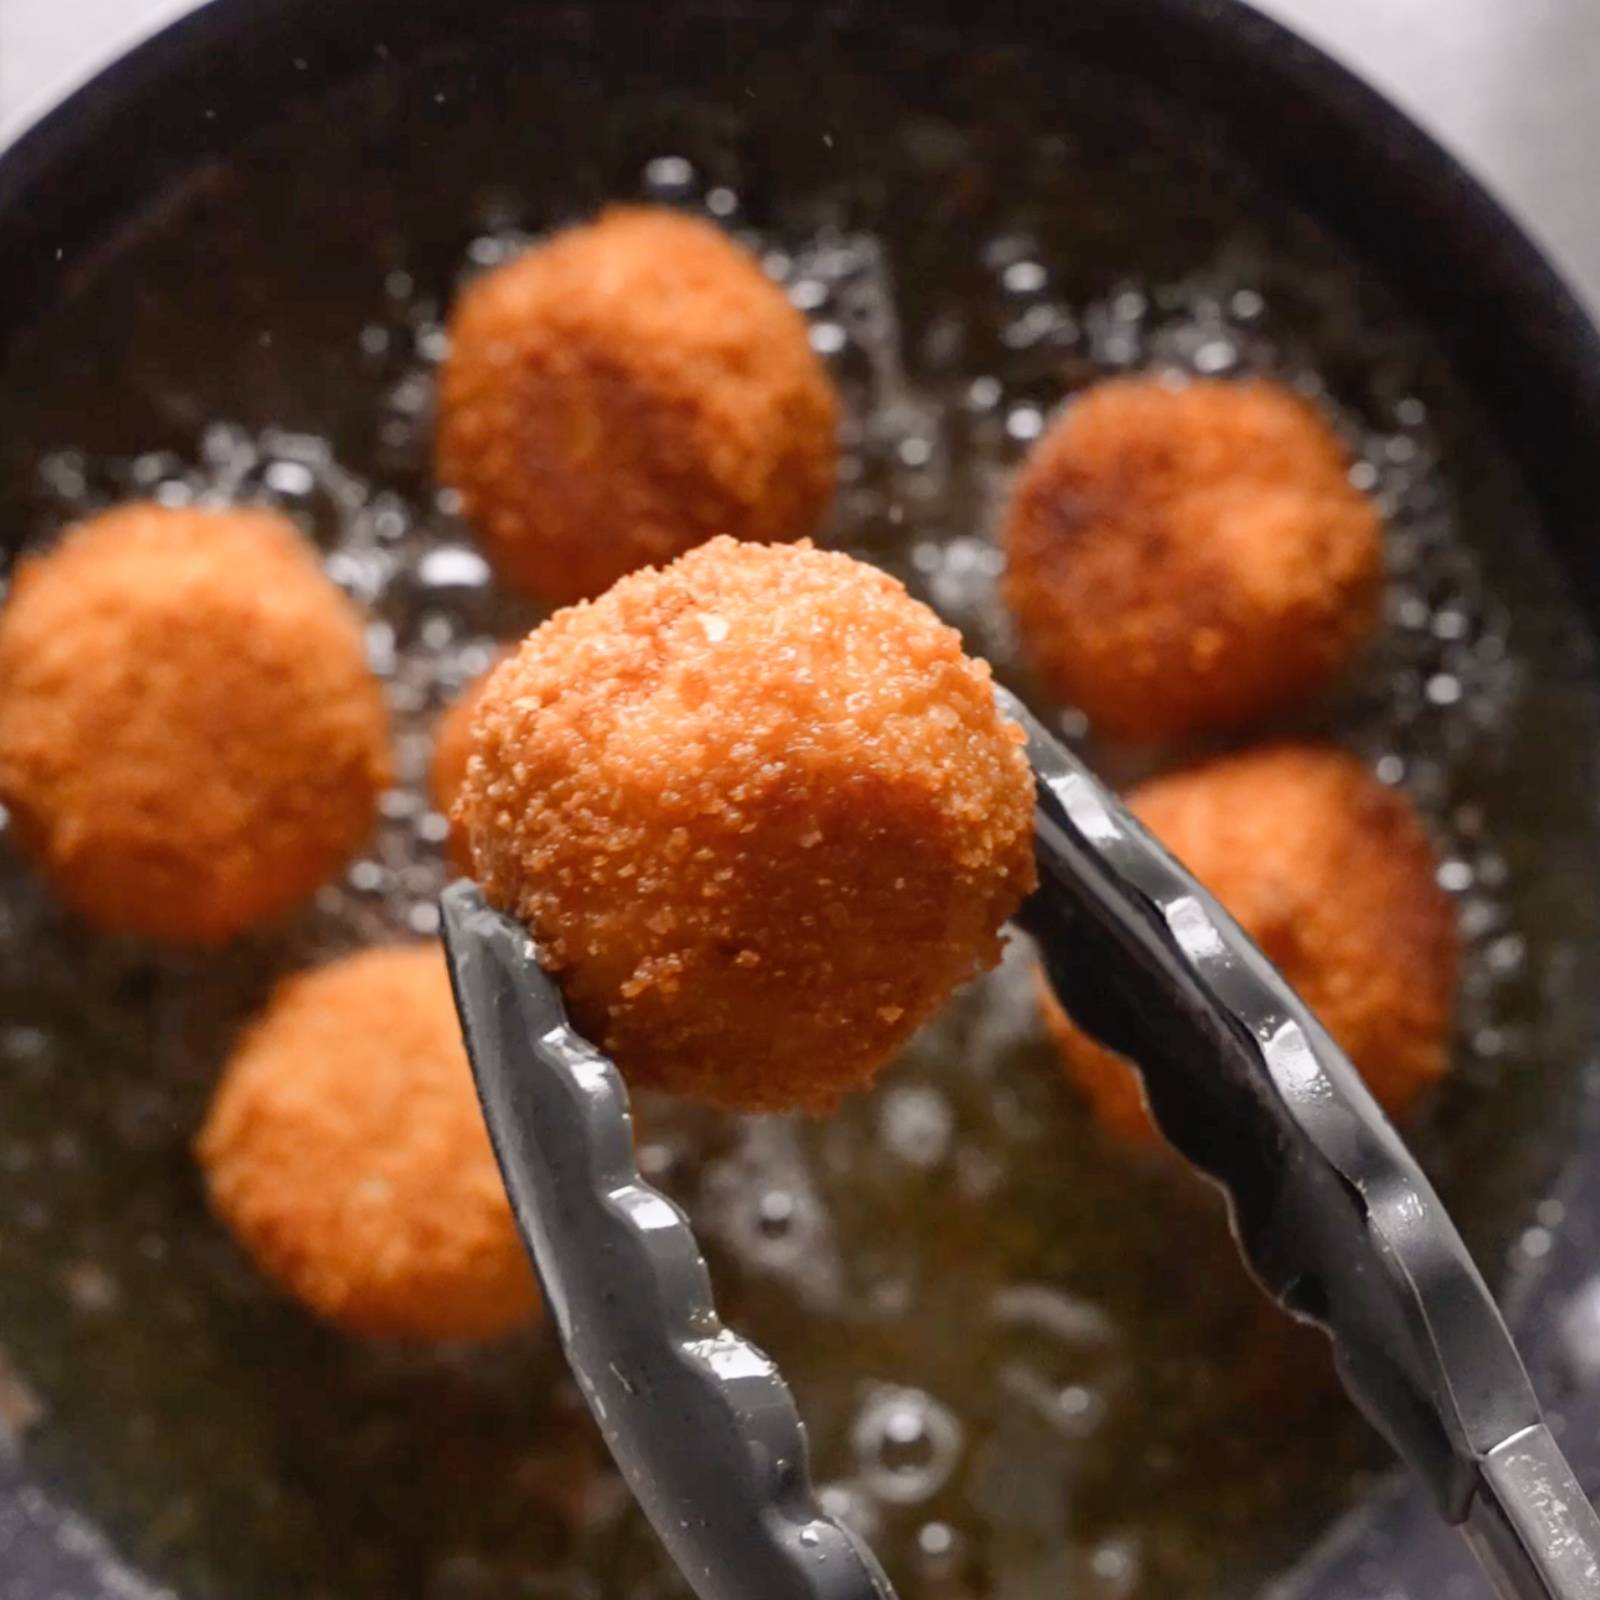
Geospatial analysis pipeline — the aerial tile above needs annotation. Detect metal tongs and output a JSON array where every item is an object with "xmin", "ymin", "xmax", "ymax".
[{"xmin": 440, "ymin": 687, "xmax": 1600, "ymax": 1600}]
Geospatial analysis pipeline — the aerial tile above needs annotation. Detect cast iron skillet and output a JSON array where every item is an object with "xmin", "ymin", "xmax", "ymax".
[{"xmin": 3, "ymin": 2, "xmax": 1600, "ymax": 1598}]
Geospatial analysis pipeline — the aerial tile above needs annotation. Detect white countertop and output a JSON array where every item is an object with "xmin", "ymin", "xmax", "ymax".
[{"xmin": 2, "ymin": 0, "xmax": 1598, "ymax": 313}]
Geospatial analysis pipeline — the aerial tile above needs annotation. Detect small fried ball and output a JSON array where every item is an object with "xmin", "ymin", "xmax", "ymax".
[
  {"xmin": 0, "ymin": 504, "xmax": 390, "ymax": 943},
  {"xmin": 437, "ymin": 206, "xmax": 839, "ymax": 603},
  {"xmin": 1043, "ymin": 743, "xmax": 1458, "ymax": 1138},
  {"xmin": 1002, "ymin": 377, "xmax": 1382, "ymax": 739},
  {"xmin": 429, "ymin": 656, "xmax": 508, "ymax": 875},
  {"xmin": 458, "ymin": 537, "xmax": 1036, "ymax": 1113},
  {"xmin": 197, "ymin": 945, "xmax": 539, "ymax": 1340}
]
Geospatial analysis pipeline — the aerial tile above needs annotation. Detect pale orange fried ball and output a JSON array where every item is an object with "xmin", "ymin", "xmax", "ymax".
[
  {"xmin": 457, "ymin": 537, "xmax": 1037, "ymax": 1112},
  {"xmin": 198, "ymin": 945, "xmax": 539, "ymax": 1340},
  {"xmin": 0, "ymin": 503, "xmax": 390, "ymax": 943},
  {"xmin": 1043, "ymin": 743, "xmax": 1458, "ymax": 1139},
  {"xmin": 1003, "ymin": 377, "xmax": 1383, "ymax": 740},
  {"xmin": 436, "ymin": 206, "xmax": 839, "ymax": 603},
  {"xmin": 429, "ymin": 655, "xmax": 508, "ymax": 875}
]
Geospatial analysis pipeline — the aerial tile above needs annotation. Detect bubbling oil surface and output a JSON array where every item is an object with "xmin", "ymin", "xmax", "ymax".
[{"xmin": 0, "ymin": 25, "xmax": 1598, "ymax": 1600}]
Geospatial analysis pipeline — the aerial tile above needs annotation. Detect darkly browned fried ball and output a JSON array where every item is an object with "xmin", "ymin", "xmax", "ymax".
[
  {"xmin": 0, "ymin": 503, "xmax": 390, "ymax": 943},
  {"xmin": 1042, "ymin": 743, "xmax": 1458, "ymax": 1139},
  {"xmin": 1003, "ymin": 377, "xmax": 1383, "ymax": 739},
  {"xmin": 436, "ymin": 207, "xmax": 839, "ymax": 604},
  {"xmin": 197, "ymin": 945, "xmax": 539, "ymax": 1340},
  {"xmin": 456, "ymin": 537, "xmax": 1037, "ymax": 1112}
]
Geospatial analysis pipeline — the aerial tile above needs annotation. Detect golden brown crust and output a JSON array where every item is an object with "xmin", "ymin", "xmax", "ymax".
[
  {"xmin": 1002, "ymin": 377, "xmax": 1383, "ymax": 739},
  {"xmin": 1043, "ymin": 743, "xmax": 1459, "ymax": 1139},
  {"xmin": 436, "ymin": 207, "xmax": 839, "ymax": 603},
  {"xmin": 197, "ymin": 945, "xmax": 539, "ymax": 1340},
  {"xmin": 0, "ymin": 503, "xmax": 391, "ymax": 943},
  {"xmin": 457, "ymin": 537, "xmax": 1037, "ymax": 1112},
  {"xmin": 429, "ymin": 655, "xmax": 508, "ymax": 875}
]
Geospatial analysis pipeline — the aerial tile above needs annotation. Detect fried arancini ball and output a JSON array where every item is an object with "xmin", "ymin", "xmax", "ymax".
[
  {"xmin": 197, "ymin": 945, "xmax": 539, "ymax": 1341},
  {"xmin": 457, "ymin": 537, "xmax": 1036, "ymax": 1113},
  {"xmin": 436, "ymin": 207, "xmax": 839, "ymax": 603},
  {"xmin": 0, "ymin": 503, "xmax": 390, "ymax": 944},
  {"xmin": 1043, "ymin": 743, "xmax": 1458, "ymax": 1139},
  {"xmin": 1002, "ymin": 377, "xmax": 1383, "ymax": 739},
  {"xmin": 429, "ymin": 656, "xmax": 508, "ymax": 875}
]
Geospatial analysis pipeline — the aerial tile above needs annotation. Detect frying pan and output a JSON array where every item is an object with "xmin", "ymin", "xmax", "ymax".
[{"xmin": 3, "ymin": 2, "xmax": 1600, "ymax": 1598}]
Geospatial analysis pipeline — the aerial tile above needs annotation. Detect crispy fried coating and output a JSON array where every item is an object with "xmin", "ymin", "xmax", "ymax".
[
  {"xmin": 0, "ymin": 503, "xmax": 390, "ymax": 943},
  {"xmin": 1043, "ymin": 743, "xmax": 1458, "ymax": 1138},
  {"xmin": 436, "ymin": 207, "xmax": 839, "ymax": 603},
  {"xmin": 1003, "ymin": 377, "xmax": 1383, "ymax": 739},
  {"xmin": 429, "ymin": 656, "xmax": 507, "ymax": 875},
  {"xmin": 457, "ymin": 537, "xmax": 1037, "ymax": 1112},
  {"xmin": 197, "ymin": 945, "xmax": 539, "ymax": 1340}
]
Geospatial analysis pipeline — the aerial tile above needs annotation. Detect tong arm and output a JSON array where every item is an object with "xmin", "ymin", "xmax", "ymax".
[{"xmin": 440, "ymin": 880, "xmax": 895, "ymax": 1600}]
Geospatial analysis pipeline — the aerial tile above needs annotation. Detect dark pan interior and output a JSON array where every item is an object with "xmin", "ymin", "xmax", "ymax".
[{"xmin": 4, "ymin": 4, "xmax": 1600, "ymax": 1600}]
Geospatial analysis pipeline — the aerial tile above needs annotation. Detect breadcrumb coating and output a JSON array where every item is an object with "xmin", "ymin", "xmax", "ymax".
[
  {"xmin": 1003, "ymin": 377, "xmax": 1382, "ymax": 739},
  {"xmin": 0, "ymin": 503, "xmax": 390, "ymax": 943},
  {"xmin": 458, "ymin": 537, "xmax": 1037, "ymax": 1112},
  {"xmin": 197, "ymin": 945, "xmax": 539, "ymax": 1340},
  {"xmin": 1043, "ymin": 743, "xmax": 1458, "ymax": 1138},
  {"xmin": 437, "ymin": 207, "xmax": 839, "ymax": 603},
  {"xmin": 429, "ymin": 655, "xmax": 507, "ymax": 875}
]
